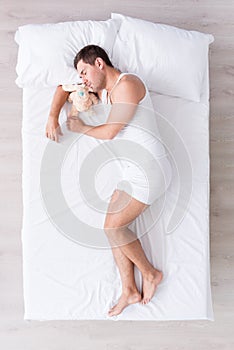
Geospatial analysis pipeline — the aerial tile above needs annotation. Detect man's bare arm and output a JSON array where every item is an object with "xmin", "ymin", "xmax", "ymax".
[
  {"xmin": 67, "ymin": 81, "xmax": 143, "ymax": 140},
  {"xmin": 80, "ymin": 123, "xmax": 123, "ymax": 140},
  {"xmin": 49, "ymin": 85, "xmax": 69, "ymax": 120},
  {"xmin": 103, "ymin": 79, "xmax": 144, "ymax": 138},
  {"xmin": 46, "ymin": 85, "xmax": 69, "ymax": 142}
]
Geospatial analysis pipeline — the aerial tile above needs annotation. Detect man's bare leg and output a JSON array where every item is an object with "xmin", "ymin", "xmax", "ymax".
[
  {"xmin": 105, "ymin": 190, "xmax": 141, "ymax": 316},
  {"xmin": 108, "ymin": 246, "xmax": 141, "ymax": 317},
  {"xmin": 104, "ymin": 190, "xmax": 163, "ymax": 316},
  {"xmin": 110, "ymin": 228, "xmax": 163, "ymax": 305}
]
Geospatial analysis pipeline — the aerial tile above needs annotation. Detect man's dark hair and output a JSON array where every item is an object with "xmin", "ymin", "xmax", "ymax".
[{"xmin": 74, "ymin": 45, "xmax": 114, "ymax": 69}]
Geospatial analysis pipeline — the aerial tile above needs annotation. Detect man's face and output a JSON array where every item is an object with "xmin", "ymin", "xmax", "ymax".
[{"xmin": 77, "ymin": 59, "xmax": 105, "ymax": 93}]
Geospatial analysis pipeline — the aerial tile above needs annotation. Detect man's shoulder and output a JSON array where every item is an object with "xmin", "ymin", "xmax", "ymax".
[
  {"xmin": 117, "ymin": 74, "xmax": 145, "ymax": 94},
  {"xmin": 112, "ymin": 74, "xmax": 146, "ymax": 103},
  {"xmin": 120, "ymin": 73, "xmax": 143, "ymax": 85}
]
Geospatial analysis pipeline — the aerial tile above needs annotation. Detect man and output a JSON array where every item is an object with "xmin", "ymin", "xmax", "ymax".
[{"xmin": 45, "ymin": 45, "xmax": 163, "ymax": 317}]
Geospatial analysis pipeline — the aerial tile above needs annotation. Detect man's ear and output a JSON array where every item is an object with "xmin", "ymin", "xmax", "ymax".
[{"xmin": 95, "ymin": 57, "xmax": 104, "ymax": 70}]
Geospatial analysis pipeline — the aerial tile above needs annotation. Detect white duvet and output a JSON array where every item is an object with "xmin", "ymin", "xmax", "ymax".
[{"xmin": 21, "ymin": 74, "xmax": 213, "ymax": 320}]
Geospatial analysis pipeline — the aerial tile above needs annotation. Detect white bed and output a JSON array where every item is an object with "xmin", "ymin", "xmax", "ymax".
[{"xmin": 17, "ymin": 14, "xmax": 214, "ymax": 320}]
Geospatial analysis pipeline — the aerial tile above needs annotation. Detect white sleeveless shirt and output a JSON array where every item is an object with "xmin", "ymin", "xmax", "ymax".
[
  {"xmin": 101, "ymin": 72, "xmax": 167, "ymax": 159},
  {"xmin": 102, "ymin": 72, "xmax": 153, "ymax": 108}
]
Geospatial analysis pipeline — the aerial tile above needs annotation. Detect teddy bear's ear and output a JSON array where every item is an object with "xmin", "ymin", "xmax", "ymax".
[{"xmin": 62, "ymin": 84, "xmax": 78, "ymax": 92}]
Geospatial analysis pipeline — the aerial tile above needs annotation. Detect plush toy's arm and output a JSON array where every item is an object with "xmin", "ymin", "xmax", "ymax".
[
  {"xmin": 89, "ymin": 92, "xmax": 99, "ymax": 105},
  {"xmin": 69, "ymin": 104, "xmax": 79, "ymax": 117},
  {"xmin": 62, "ymin": 84, "xmax": 78, "ymax": 92},
  {"xmin": 67, "ymin": 91, "xmax": 75, "ymax": 103}
]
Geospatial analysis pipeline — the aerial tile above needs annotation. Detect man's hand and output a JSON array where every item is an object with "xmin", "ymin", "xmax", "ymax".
[
  {"xmin": 45, "ymin": 116, "xmax": 63, "ymax": 142},
  {"xmin": 66, "ymin": 116, "xmax": 86, "ymax": 134}
]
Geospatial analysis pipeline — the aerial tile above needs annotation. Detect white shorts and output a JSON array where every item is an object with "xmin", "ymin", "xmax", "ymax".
[{"xmin": 116, "ymin": 156, "xmax": 172, "ymax": 205}]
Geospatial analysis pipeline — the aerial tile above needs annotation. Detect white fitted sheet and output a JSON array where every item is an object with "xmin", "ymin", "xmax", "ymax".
[{"xmin": 21, "ymin": 66, "xmax": 213, "ymax": 320}]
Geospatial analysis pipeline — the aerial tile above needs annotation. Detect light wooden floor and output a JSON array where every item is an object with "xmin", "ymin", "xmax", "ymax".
[{"xmin": 0, "ymin": 1, "xmax": 233, "ymax": 349}]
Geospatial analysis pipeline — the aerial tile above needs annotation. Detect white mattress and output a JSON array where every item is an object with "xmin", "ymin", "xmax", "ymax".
[{"xmin": 21, "ymin": 64, "xmax": 213, "ymax": 320}]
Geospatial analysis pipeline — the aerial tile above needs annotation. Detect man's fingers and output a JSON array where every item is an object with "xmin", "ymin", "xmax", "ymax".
[
  {"xmin": 66, "ymin": 120, "xmax": 71, "ymax": 130},
  {"xmin": 46, "ymin": 132, "xmax": 56, "ymax": 142},
  {"xmin": 58, "ymin": 127, "xmax": 63, "ymax": 136},
  {"xmin": 45, "ymin": 127, "xmax": 64, "ymax": 142},
  {"xmin": 68, "ymin": 116, "xmax": 77, "ymax": 120}
]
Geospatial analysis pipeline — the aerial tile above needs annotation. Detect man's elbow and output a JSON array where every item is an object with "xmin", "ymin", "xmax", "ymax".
[
  {"xmin": 109, "ymin": 125, "xmax": 126, "ymax": 139},
  {"xmin": 109, "ymin": 130, "xmax": 119, "ymax": 140},
  {"xmin": 108, "ymin": 127, "xmax": 118, "ymax": 140}
]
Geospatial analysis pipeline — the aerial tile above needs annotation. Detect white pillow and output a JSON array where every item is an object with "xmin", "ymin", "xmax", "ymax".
[
  {"xmin": 111, "ymin": 13, "xmax": 214, "ymax": 102},
  {"xmin": 15, "ymin": 19, "xmax": 121, "ymax": 88}
]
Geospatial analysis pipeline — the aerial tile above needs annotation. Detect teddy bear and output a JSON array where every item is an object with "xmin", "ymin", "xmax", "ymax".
[{"xmin": 62, "ymin": 83, "xmax": 99, "ymax": 117}]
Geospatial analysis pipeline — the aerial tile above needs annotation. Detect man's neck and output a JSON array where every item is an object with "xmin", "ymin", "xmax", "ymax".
[{"xmin": 105, "ymin": 67, "xmax": 121, "ymax": 93}]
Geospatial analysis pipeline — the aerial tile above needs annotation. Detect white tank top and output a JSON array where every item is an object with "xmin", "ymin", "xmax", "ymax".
[
  {"xmin": 101, "ymin": 72, "xmax": 153, "ymax": 108},
  {"xmin": 101, "ymin": 72, "xmax": 168, "ymax": 159}
]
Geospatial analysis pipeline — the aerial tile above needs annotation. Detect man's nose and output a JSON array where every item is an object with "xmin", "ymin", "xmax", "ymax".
[{"xmin": 82, "ymin": 77, "xmax": 88, "ymax": 85}]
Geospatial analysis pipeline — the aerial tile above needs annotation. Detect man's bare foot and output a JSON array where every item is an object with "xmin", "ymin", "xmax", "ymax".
[
  {"xmin": 108, "ymin": 289, "xmax": 142, "ymax": 317},
  {"xmin": 141, "ymin": 269, "xmax": 163, "ymax": 304}
]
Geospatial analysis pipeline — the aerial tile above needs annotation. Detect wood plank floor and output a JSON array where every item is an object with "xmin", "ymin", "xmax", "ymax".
[{"xmin": 0, "ymin": 0, "xmax": 233, "ymax": 349}]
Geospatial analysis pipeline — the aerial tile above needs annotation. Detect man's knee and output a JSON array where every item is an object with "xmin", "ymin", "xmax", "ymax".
[
  {"xmin": 104, "ymin": 223, "xmax": 137, "ymax": 247},
  {"xmin": 104, "ymin": 219, "xmax": 127, "ymax": 235}
]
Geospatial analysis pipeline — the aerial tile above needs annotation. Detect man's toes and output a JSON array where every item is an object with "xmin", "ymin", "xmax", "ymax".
[
  {"xmin": 141, "ymin": 298, "xmax": 150, "ymax": 304},
  {"xmin": 108, "ymin": 307, "xmax": 120, "ymax": 316},
  {"xmin": 108, "ymin": 306, "xmax": 116, "ymax": 313},
  {"xmin": 108, "ymin": 304, "xmax": 119, "ymax": 313}
]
